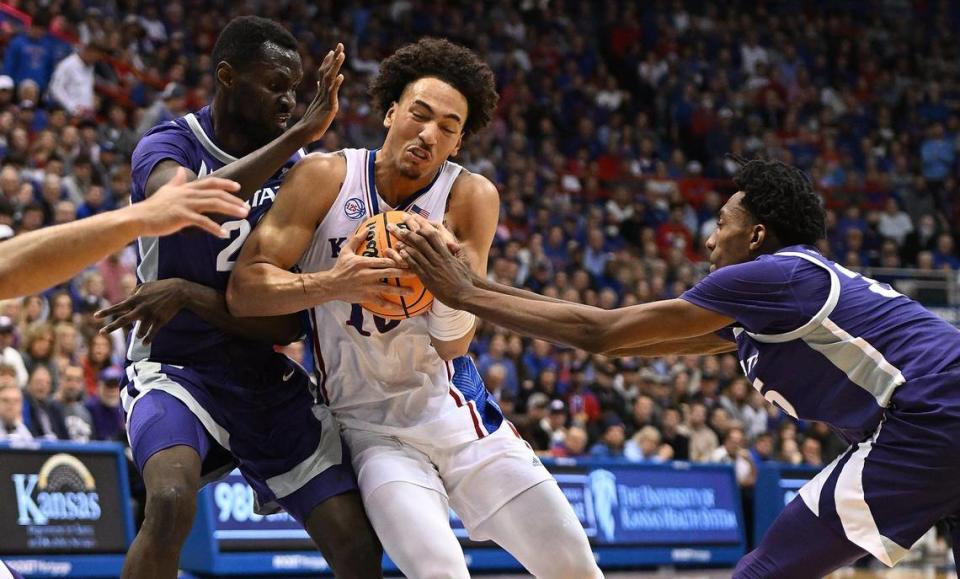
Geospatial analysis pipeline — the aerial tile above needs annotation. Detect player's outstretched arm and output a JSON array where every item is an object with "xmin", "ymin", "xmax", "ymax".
[
  {"xmin": 227, "ymin": 153, "xmax": 412, "ymax": 317},
  {"xmin": 0, "ymin": 170, "xmax": 247, "ymax": 300},
  {"xmin": 604, "ymin": 334, "xmax": 738, "ymax": 357},
  {"xmin": 394, "ymin": 220, "xmax": 735, "ymax": 355}
]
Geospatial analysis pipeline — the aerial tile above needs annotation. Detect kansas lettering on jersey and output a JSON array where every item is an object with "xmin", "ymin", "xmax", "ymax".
[
  {"xmin": 128, "ymin": 105, "xmax": 305, "ymax": 363},
  {"xmin": 298, "ymin": 148, "xmax": 503, "ymax": 445},
  {"xmin": 682, "ymin": 245, "xmax": 960, "ymax": 442}
]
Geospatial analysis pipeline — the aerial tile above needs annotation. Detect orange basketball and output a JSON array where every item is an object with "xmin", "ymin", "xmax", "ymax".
[{"xmin": 357, "ymin": 211, "xmax": 434, "ymax": 320}]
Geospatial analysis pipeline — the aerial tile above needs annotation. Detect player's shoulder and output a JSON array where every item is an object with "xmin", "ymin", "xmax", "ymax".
[
  {"xmin": 132, "ymin": 118, "xmax": 195, "ymax": 157},
  {"xmin": 712, "ymin": 247, "xmax": 828, "ymax": 286},
  {"xmin": 451, "ymin": 168, "xmax": 499, "ymax": 202},
  {"xmin": 288, "ymin": 150, "xmax": 347, "ymax": 183},
  {"xmin": 140, "ymin": 116, "xmax": 192, "ymax": 142}
]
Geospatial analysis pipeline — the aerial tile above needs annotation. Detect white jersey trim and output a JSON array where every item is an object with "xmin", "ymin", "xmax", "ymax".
[
  {"xmin": 745, "ymin": 250, "xmax": 840, "ymax": 343},
  {"xmin": 123, "ymin": 361, "xmax": 231, "ymax": 450},
  {"xmin": 184, "ymin": 113, "xmax": 238, "ymax": 165},
  {"xmin": 833, "ymin": 423, "xmax": 909, "ymax": 566}
]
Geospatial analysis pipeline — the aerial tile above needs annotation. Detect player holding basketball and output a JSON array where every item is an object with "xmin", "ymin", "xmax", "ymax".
[
  {"xmin": 228, "ymin": 38, "xmax": 601, "ymax": 578},
  {"xmin": 99, "ymin": 17, "xmax": 391, "ymax": 579},
  {"xmin": 395, "ymin": 158, "xmax": 960, "ymax": 578}
]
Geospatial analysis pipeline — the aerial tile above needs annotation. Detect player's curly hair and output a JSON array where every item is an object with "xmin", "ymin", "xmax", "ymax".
[
  {"xmin": 733, "ymin": 157, "xmax": 826, "ymax": 246},
  {"xmin": 369, "ymin": 38, "xmax": 498, "ymax": 137}
]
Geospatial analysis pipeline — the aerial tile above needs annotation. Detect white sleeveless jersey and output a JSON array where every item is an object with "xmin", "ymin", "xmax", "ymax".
[{"xmin": 298, "ymin": 148, "xmax": 504, "ymax": 447}]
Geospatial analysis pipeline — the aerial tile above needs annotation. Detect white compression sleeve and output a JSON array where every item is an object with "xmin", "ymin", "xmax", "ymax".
[{"xmin": 427, "ymin": 299, "xmax": 476, "ymax": 341}]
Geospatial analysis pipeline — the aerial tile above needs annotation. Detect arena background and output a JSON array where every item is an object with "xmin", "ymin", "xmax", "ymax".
[{"xmin": 0, "ymin": 0, "xmax": 959, "ymax": 577}]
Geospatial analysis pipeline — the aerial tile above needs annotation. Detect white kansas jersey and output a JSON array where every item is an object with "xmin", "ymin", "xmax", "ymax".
[{"xmin": 298, "ymin": 148, "xmax": 505, "ymax": 446}]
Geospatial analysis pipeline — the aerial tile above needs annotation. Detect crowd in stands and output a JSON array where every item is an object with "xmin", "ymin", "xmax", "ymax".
[{"xmin": 2, "ymin": 0, "xmax": 960, "ymax": 498}]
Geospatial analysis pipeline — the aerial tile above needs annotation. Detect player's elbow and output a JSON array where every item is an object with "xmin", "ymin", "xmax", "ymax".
[
  {"xmin": 432, "ymin": 338, "xmax": 470, "ymax": 361},
  {"xmin": 225, "ymin": 273, "xmax": 253, "ymax": 318},
  {"xmin": 572, "ymin": 313, "xmax": 619, "ymax": 355},
  {"xmin": 579, "ymin": 332, "xmax": 614, "ymax": 356}
]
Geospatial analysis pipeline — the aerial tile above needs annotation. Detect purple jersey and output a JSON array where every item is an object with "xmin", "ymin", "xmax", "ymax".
[
  {"xmin": 128, "ymin": 105, "xmax": 305, "ymax": 364},
  {"xmin": 682, "ymin": 245, "xmax": 960, "ymax": 442}
]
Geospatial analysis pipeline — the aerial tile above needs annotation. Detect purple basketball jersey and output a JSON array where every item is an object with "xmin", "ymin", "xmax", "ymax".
[
  {"xmin": 682, "ymin": 245, "xmax": 960, "ymax": 442},
  {"xmin": 128, "ymin": 105, "xmax": 304, "ymax": 364}
]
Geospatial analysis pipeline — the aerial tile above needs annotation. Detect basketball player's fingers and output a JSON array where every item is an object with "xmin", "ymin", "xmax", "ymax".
[
  {"xmin": 395, "ymin": 232, "xmax": 439, "ymax": 266},
  {"xmin": 185, "ymin": 213, "xmax": 233, "ymax": 238},
  {"xmin": 136, "ymin": 318, "xmax": 153, "ymax": 339},
  {"xmin": 341, "ymin": 228, "xmax": 367, "ymax": 256},
  {"xmin": 382, "ymin": 248, "xmax": 409, "ymax": 267},
  {"xmin": 356, "ymin": 255, "xmax": 404, "ymax": 270},
  {"xmin": 139, "ymin": 323, "xmax": 156, "ymax": 344},
  {"xmin": 188, "ymin": 177, "xmax": 242, "ymax": 193},
  {"xmin": 413, "ymin": 227, "xmax": 453, "ymax": 258},
  {"xmin": 399, "ymin": 247, "xmax": 430, "ymax": 278},
  {"xmin": 393, "ymin": 217, "xmax": 421, "ymax": 235},
  {"xmin": 329, "ymin": 47, "xmax": 345, "ymax": 76},
  {"xmin": 143, "ymin": 321, "xmax": 163, "ymax": 344},
  {"xmin": 331, "ymin": 74, "xmax": 344, "ymax": 99},
  {"xmin": 167, "ymin": 166, "xmax": 188, "ymax": 186},
  {"xmin": 94, "ymin": 300, "xmax": 133, "ymax": 319},
  {"xmin": 100, "ymin": 310, "xmax": 140, "ymax": 334},
  {"xmin": 185, "ymin": 195, "xmax": 250, "ymax": 220},
  {"xmin": 364, "ymin": 267, "xmax": 416, "ymax": 281},
  {"xmin": 376, "ymin": 283, "xmax": 414, "ymax": 297}
]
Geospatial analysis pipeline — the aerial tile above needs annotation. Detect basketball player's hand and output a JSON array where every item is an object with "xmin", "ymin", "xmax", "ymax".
[
  {"xmin": 387, "ymin": 215, "xmax": 463, "ymax": 263},
  {"xmin": 95, "ymin": 279, "xmax": 191, "ymax": 343},
  {"xmin": 294, "ymin": 43, "xmax": 345, "ymax": 144},
  {"xmin": 322, "ymin": 227, "xmax": 414, "ymax": 307},
  {"xmin": 133, "ymin": 168, "xmax": 248, "ymax": 238},
  {"xmin": 388, "ymin": 219, "xmax": 475, "ymax": 307}
]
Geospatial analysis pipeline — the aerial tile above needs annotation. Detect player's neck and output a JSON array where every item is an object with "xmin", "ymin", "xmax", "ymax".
[
  {"xmin": 373, "ymin": 150, "xmax": 439, "ymax": 207},
  {"xmin": 209, "ymin": 102, "xmax": 262, "ymax": 158}
]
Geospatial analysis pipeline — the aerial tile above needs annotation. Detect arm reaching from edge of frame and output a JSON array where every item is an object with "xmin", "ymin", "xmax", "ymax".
[{"xmin": 0, "ymin": 169, "xmax": 247, "ymax": 300}]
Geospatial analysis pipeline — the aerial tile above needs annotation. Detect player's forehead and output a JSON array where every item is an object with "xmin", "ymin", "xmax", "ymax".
[
  {"xmin": 246, "ymin": 43, "xmax": 302, "ymax": 81},
  {"xmin": 399, "ymin": 77, "xmax": 468, "ymax": 122},
  {"xmin": 719, "ymin": 191, "xmax": 751, "ymax": 222}
]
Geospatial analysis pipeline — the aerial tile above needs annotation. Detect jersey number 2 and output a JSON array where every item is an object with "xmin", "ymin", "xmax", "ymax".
[{"xmin": 216, "ymin": 219, "xmax": 251, "ymax": 272}]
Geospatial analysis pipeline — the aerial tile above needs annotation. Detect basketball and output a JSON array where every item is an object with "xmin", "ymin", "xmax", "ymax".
[{"xmin": 356, "ymin": 211, "xmax": 434, "ymax": 320}]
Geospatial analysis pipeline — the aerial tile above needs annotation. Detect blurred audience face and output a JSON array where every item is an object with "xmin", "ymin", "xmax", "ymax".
[
  {"xmin": 564, "ymin": 426, "xmax": 588, "ymax": 456},
  {"xmin": 0, "ymin": 383, "xmax": 23, "ymax": 426},
  {"xmin": 27, "ymin": 366, "xmax": 53, "ymax": 402},
  {"xmin": 59, "ymin": 365, "xmax": 85, "ymax": 403},
  {"xmin": 98, "ymin": 376, "xmax": 122, "ymax": 407}
]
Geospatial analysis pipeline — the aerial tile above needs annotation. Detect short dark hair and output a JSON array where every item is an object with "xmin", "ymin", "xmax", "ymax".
[
  {"xmin": 369, "ymin": 38, "xmax": 498, "ymax": 137},
  {"xmin": 733, "ymin": 158, "xmax": 825, "ymax": 246},
  {"xmin": 211, "ymin": 16, "xmax": 298, "ymax": 73}
]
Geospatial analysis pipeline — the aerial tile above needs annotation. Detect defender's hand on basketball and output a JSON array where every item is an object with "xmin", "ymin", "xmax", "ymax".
[
  {"xmin": 95, "ymin": 279, "xmax": 191, "ymax": 343},
  {"xmin": 295, "ymin": 43, "xmax": 345, "ymax": 144},
  {"xmin": 389, "ymin": 220, "xmax": 475, "ymax": 308},
  {"xmin": 135, "ymin": 168, "xmax": 247, "ymax": 238},
  {"xmin": 395, "ymin": 215, "xmax": 462, "ymax": 256},
  {"xmin": 322, "ymin": 227, "xmax": 414, "ymax": 307}
]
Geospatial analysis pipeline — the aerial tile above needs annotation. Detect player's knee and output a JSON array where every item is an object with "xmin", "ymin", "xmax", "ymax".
[
  {"xmin": 545, "ymin": 550, "xmax": 602, "ymax": 579},
  {"xmin": 534, "ymin": 531, "xmax": 601, "ymax": 579},
  {"xmin": 323, "ymin": 529, "xmax": 383, "ymax": 577},
  {"xmin": 142, "ymin": 483, "xmax": 197, "ymax": 542},
  {"xmin": 400, "ymin": 546, "xmax": 469, "ymax": 579}
]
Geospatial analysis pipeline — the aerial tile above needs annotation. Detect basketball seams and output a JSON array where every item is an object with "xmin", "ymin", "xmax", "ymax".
[{"xmin": 381, "ymin": 212, "xmax": 411, "ymax": 318}]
